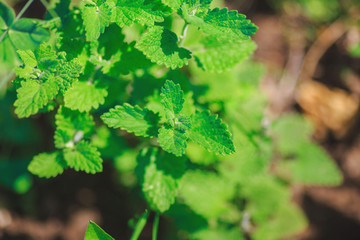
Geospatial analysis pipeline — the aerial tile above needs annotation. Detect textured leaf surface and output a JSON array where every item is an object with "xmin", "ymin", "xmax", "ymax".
[
  {"xmin": 101, "ymin": 104, "xmax": 159, "ymax": 137},
  {"xmin": 158, "ymin": 126, "xmax": 187, "ymax": 156},
  {"xmin": 80, "ymin": 0, "xmax": 114, "ymax": 41},
  {"xmin": 63, "ymin": 140, "xmax": 103, "ymax": 174},
  {"xmin": 160, "ymin": 80, "xmax": 184, "ymax": 118},
  {"xmin": 194, "ymin": 37, "xmax": 256, "ymax": 72},
  {"xmin": 290, "ymin": 143, "xmax": 343, "ymax": 185},
  {"xmin": 136, "ymin": 148, "xmax": 186, "ymax": 212},
  {"xmin": 179, "ymin": 170, "xmax": 235, "ymax": 219},
  {"xmin": 188, "ymin": 111, "xmax": 234, "ymax": 155},
  {"xmin": 114, "ymin": 0, "xmax": 171, "ymax": 27},
  {"xmin": 28, "ymin": 152, "xmax": 67, "ymax": 178},
  {"xmin": 14, "ymin": 78, "xmax": 59, "ymax": 118},
  {"xmin": 64, "ymin": 81, "xmax": 108, "ymax": 112},
  {"xmin": 84, "ymin": 221, "xmax": 114, "ymax": 240},
  {"xmin": 136, "ymin": 26, "xmax": 192, "ymax": 69},
  {"xmin": 17, "ymin": 50, "xmax": 37, "ymax": 67},
  {"xmin": 182, "ymin": 7, "xmax": 257, "ymax": 40}
]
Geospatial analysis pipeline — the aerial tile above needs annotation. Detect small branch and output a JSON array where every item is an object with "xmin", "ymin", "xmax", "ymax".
[
  {"xmin": 13, "ymin": 0, "xmax": 35, "ymax": 23},
  {"xmin": 130, "ymin": 210, "xmax": 149, "ymax": 240},
  {"xmin": 152, "ymin": 212, "xmax": 160, "ymax": 240},
  {"xmin": 179, "ymin": 23, "xmax": 189, "ymax": 47}
]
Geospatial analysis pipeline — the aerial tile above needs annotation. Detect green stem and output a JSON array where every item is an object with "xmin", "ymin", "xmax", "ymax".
[
  {"xmin": 152, "ymin": 212, "xmax": 160, "ymax": 240},
  {"xmin": 39, "ymin": 0, "xmax": 60, "ymax": 23},
  {"xmin": 130, "ymin": 210, "xmax": 149, "ymax": 240},
  {"xmin": 179, "ymin": 23, "xmax": 189, "ymax": 47},
  {"xmin": 14, "ymin": 0, "xmax": 35, "ymax": 23},
  {"xmin": 0, "ymin": 0, "xmax": 35, "ymax": 42}
]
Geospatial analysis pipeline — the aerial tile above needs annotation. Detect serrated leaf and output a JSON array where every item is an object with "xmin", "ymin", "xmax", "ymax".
[
  {"xmin": 182, "ymin": 7, "xmax": 257, "ymax": 40},
  {"xmin": 56, "ymin": 58, "xmax": 83, "ymax": 93},
  {"xmin": 101, "ymin": 103, "xmax": 159, "ymax": 137},
  {"xmin": 80, "ymin": 0, "xmax": 114, "ymax": 41},
  {"xmin": 84, "ymin": 221, "xmax": 114, "ymax": 240},
  {"xmin": 290, "ymin": 143, "xmax": 343, "ymax": 185},
  {"xmin": 188, "ymin": 111, "xmax": 234, "ymax": 155},
  {"xmin": 179, "ymin": 170, "xmax": 235, "ymax": 219},
  {"xmin": 158, "ymin": 126, "xmax": 187, "ymax": 156},
  {"xmin": 160, "ymin": 80, "xmax": 184, "ymax": 119},
  {"xmin": 17, "ymin": 50, "xmax": 37, "ymax": 67},
  {"xmin": 28, "ymin": 152, "xmax": 67, "ymax": 178},
  {"xmin": 136, "ymin": 26, "xmax": 192, "ymax": 69},
  {"xmin": 54, "ymin": 106, "xmax": 95, "ymax": 149},
  {"xmin": 64, "ymin": 81, "xmax": 108, "ymax": 112},
  {"xmin": 114, "ymin": 0, "xmax": 171, "ymax": 28},
  {"xmin": 161, "ymin": 0, "xmax": 182, "ymax": 10},
  {"xmin": 194, "ymin": 37, "xmax": 256, "ymax": 72},
  {"xmin": 136, "ymin": 148, "xmax": 187, "ymax": 212},
  {"xmin": 63, "ymin": 140, "xmax": 103, "ymax": 174},
  {"xmin": 14, "ymin": 78, "xmax": 59, "ymax": 118}
]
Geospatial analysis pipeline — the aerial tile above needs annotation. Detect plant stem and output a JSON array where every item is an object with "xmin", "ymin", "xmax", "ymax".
[
  {"xmin": 14, "ymin": 0, "xmax": 35, "ymax": 23},
  {"xmin": 179, "ymin": 23, "xmax": 189, "ymax": 47},
  {"xmin": 130, "ymin": 210, "xmax": 149, "ymax": 240},
  {"xmin": 0, "ymin": 0, "xmax": 34, "ymax": 42},
  {"xmin": 152, "ymin": 212, "xmax": 160, "ymax": 240}
]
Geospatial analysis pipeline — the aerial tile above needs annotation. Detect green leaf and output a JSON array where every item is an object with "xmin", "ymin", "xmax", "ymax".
[
  {"xmin": 63, "ymin": 140, "xmax": 103, "ymax": 174},
  {"xmin": 136, "ymin": 26, "xmax": 192, "ymax": 69},
  {"xmin": 80, "ymin": 0, "xmax": 114, "ymax": 41},
  {"xmin": 14, "ymin": 77, "xmax": 59, "ymax": 118},
  {"xmin": 182, "ymin": 7, "xmax": 257, "ymax": 40},
  {"xmin": 17, "ymin": 49, "xmax": 37, "ymax": 67},
  {"xmin": 188, "ymin": 111, "xmax": 235, "ymax": 155},
  {"xmin": 101, "ymin": 103, "xmax": 159, "ymax": 137},
  {"xmin": 136, "ymin": 148, "xmax": 187, "ymax": 212},
  {"xmin": 290, "ymin": 143, "xmax": 343, "ymax": 185},
  {"xmin": 64, "ymin": 81, "xmax": 108, "ymax": 112},
  {"xmin": 0, "ymin": 2, "xmax": 15, "ymax": 29},
  {"xmin": 158, "ymin": 126, "xmax": 187, "ymax": 156},
  {"xmin": 252, "ymin": 203, "xmax": 307, "ymax": 240},
  {"xmin": 161, "ymin": 0, "xmax": 182, "ymax": 10},
  {"xmin": 160, "ymin": 80, "xmax": 184, "ymax": 119},
  {"xmin": 8, "ymin": 18, "xmax": 50, "ymax": 50},
  {"xmin": 28, "ymin": 152, "xmax": 67, "ymax": 178},
  {"xmin": 179, "ymin": 170, "xmax": 235, "ymax": 219},
  {"xmin": 194, "ymin": 37, "xmax": 256, "ymax": 72},
  {"xmin": 271, "ymin": 114, "xmax": 313, "ymax": 155},
  {"xmin": 84, "ymin": 221, "xmax": 114, "ymax": 240},
  {"xmin": 114, "ymin": 0, "xmax": 171, "ymax": 27},
  {"xmin": 54, "ymin": 106, "xmax": 95, "ymax": 149}
]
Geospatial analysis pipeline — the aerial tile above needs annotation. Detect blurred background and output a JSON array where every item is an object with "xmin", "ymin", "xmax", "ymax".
[{"xmin": 0, "ymin": 0, "xmax": 360, "ymax": 239}]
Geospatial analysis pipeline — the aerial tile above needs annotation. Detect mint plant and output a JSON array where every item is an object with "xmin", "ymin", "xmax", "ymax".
[{"xmin": 0, "ymin": 0, "xmax": 344, "ymax": 239}]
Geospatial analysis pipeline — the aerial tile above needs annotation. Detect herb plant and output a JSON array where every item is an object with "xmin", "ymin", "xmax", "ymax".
[{"xmin": 0, "ymin": 0, "xmax": 343, "ymax": 239}]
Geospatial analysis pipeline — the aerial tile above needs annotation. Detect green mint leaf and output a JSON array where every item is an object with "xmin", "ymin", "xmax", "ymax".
[
  {"xmin": 28, "ymin": 151, "xmax": 67, "ymax": 178},
  {"xmin": 136, "ymin": 148, "xmax": 187, "ymax": 212},
  {"xmin": 160, "ymin": 80, "xmax": 185, "ymax": 120},
  {"xmin": 101, "ymin": 103, "xmax": 159, "ymax": 137},
  {"xmin": 54, "ymin": 106, "xmax": 95, "ymax": 149},
  {"xmin": 0, "ymin": 2, "xmax": 15, "ymax": 28},
  {"xmin": 161, "ymin": 0, "xmax": 182, "ymax": 10},
  {"xmin": 64, "ymin": 81, "xmax": 108, "ymax": 112},
  {"xmin": 136, "ymin": 26, "xmax": 192, "ymax": 69},
  {"xmin": 194, "ymin": 37, "xmax": 256, "ymax": 72},
  {"xmin": 158, "ymin": 126, "xmax": 187, "ymax": 156},
  {"xmin": 114, "ymin": 0, "xmax": 171, "ymax": 28},
  {"xmin": 179, "ymin": 170, "xmax": 235, "ymax": 219},
  {"xmin": 17, "ymin": 50, "xmax": 37, "ymax": 67},
  {"xmin": 56, "ymin": 58, "xmax": 83, "ymax": 93},
  {"xmin": 14, "ymin": 77, "xmax": 59, "ymax": 118},
  {"xmin": 7, "ymin": 18, "xmax": 50, "ymax": 50},
  {"xmin": 182, "ymin": 7, "xmax": 257, "ymax": 40},
  {"xmin": 188, "ymin": 111, "xmax": 235, "ymax": 155},
  {"xmin": 290, "ymin": 143, "xmax": 343, "ymax": 185},
  {"xmin": 63, "ymin": 140, "xmax": 103, "ymax": 174},
  {"xmin": 84, "ymin": 221, "xmax": 114, "ymax": 240},
  {"xmin": 80, "ymin": 0, "xmax": 114, "ymax": 41}
]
